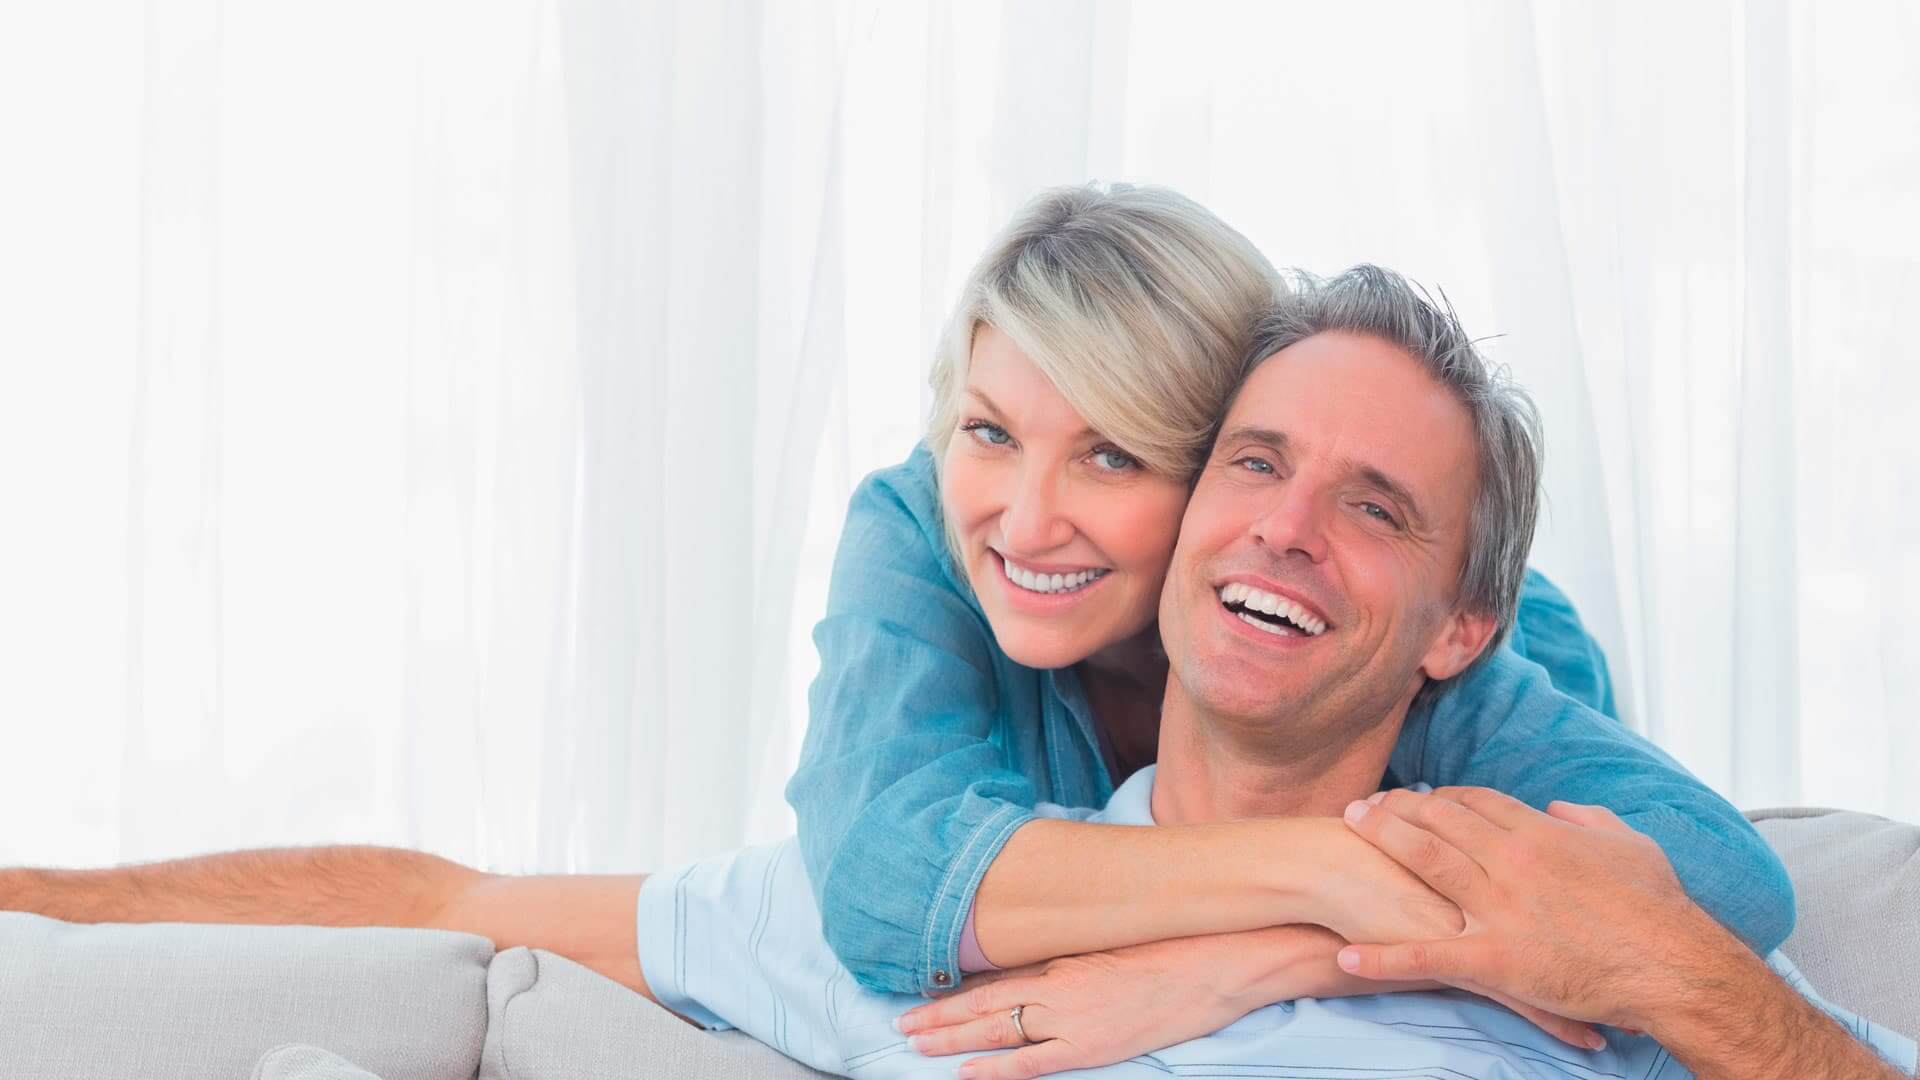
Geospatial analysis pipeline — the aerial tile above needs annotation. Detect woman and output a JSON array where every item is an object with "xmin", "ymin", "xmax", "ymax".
[{"xmin": 786, "ymin": 184, "xmax": 1790, "ymax": 1076}]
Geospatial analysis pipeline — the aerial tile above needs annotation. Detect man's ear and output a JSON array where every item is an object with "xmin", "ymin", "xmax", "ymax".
[{"xmin": 1419, "ymin": 607, "xmax": 1500, "ymax": 682}]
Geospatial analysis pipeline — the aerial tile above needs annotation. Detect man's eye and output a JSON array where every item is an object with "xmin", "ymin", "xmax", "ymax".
[
  {"xmin": 1233, "ymin": 456, "xmax": 1275, "ymax": 475},
  {"xmin": 1360, "ymin": 502, "xmax": 1399, "ymax": 527},
  {"xmin": 962, "ymin": 421, "xmax": 1012, "ymax": 447},
  {"xmin": 1091, "ymin": 448, "xmax": 1138, "ymax": 472}
]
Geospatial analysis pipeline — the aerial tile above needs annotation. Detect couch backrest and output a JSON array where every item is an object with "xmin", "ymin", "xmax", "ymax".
[{"xmin": 1750, "ymin": 807, "xmax": 1920, "ymax": 1042}]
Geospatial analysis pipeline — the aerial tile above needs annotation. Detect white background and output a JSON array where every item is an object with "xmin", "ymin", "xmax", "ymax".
[{"xmin": 2, "ymin": 0, "xmax": 1915, "ymax": 871}]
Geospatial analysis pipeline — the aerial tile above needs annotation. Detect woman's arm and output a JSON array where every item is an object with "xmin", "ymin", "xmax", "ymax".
[
  {"xmin": 966, "ymin": 816, "xmax": 1462, "ymax": 970},
  {"xmin": 1395, "ymin": 573, "xmax": 1796, "ymax": 953}
]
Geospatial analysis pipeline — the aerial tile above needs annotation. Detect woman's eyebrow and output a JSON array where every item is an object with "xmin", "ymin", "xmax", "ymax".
[
  {"xmin": 962, "ymin": 386, "xmax": 1100, "ymax": 441},
  {"xmin": 961, "ymin": 386, "xmax": 1008, "ymax": 419}
]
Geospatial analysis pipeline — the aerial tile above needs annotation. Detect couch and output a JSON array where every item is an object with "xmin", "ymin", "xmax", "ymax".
[{"xmin": 3, "ymin": 808, "xmax": 1914, "ymax": 1079}]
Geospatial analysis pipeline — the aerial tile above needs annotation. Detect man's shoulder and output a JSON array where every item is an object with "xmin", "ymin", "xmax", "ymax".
[{"xmin": 1082, "ymin": 765, "xmax": 1157, "ymax": 826}]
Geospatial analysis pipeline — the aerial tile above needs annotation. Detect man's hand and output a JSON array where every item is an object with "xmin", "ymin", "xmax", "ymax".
[
  {"xmin": 1335, "ymin": 787, "xmax": 1913, "ymax": 1079},
  {"xmin": 1334, "ymin": 786, "xmax": 1703, "ymax": 1032}
]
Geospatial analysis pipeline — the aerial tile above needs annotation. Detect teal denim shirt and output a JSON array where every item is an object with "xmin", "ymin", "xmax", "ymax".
[{"xmin": 787, "ymin": 446, "xmax": 1793, "ymax": 994}]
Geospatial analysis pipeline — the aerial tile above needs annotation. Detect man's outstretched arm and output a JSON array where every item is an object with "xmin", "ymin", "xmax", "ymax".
[
  {"xmin": 0, "ymin": 848, "xmax": 652, "ymax": 998},
  {"xmin": 1336, "ymin": 788, "xmax": 1914, "ymax": 1080}
]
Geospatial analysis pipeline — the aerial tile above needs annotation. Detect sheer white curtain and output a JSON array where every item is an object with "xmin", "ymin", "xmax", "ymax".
[
  {"xmin": 0, "ymin": 0, "xmax": 854, "ymax": 869},
  {"xmin": 3, "ymin": 1, "xmax": 1914, "ymax": 872}
]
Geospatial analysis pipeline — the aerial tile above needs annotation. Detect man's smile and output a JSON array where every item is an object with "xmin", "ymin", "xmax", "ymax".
[{"xmin": 1214, "ymin": 578, "xmax": 1332, "ymax": 639}]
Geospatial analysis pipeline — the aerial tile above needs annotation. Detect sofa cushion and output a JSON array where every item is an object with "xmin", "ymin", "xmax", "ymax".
[
  {"xmin": 1750, "ymin": 807, "xmax": 1920, "ymax": 1041},
  {"xmin": 253, "ymin": 1044, "xmax": 388, "ymax": 1080},
  {"xmin": 481, "ymin": 946, "xmax": 832, "ymax": 1080},
  {"xmin": 0, "ymin": 912, "xmax": 491, "ymax": 1080}
]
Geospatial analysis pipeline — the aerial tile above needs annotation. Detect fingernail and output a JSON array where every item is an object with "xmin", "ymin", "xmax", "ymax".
[
  {"xmin": 892, "ymin": 1015, "xmax": 907, "ymax": 1033},
  {"xmin": 1586, "ymin": 1032, "xmax": 1607, "ymax": 1051},
  {"xmin": 1367, "ymin": 791, "xmax": 1387, "ymax": 805},
  {"xmin": 1336, "ymin": 947, "xmax": 1360, "ymax": 972},
  {"xmin": 954, "ymin": 1067, "xmax": 976, "ymax": 1080},
  {"xmin": 909, "ymin": 1035, "xmax": 930, "ymax": 1053},
  {"xmin": 1343, "ymin": 800, "xmax": 1369, "ymax": 824}
]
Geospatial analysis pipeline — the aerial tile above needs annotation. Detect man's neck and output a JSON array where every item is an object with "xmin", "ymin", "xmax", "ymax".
[{"xmin": 1147, "ymin": 678, "xmax": 1419, "ymax": 825}]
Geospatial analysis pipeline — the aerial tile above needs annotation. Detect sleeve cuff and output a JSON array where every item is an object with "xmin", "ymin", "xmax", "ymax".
[{"xmin": 924, "ymin": 804, "xmax": 1033, "ymax": 990}]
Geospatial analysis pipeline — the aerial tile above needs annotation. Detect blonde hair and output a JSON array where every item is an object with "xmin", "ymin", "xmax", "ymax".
[{"xmin": 927, "ymin": 184, "xmax": 1282, "ymax": 484}]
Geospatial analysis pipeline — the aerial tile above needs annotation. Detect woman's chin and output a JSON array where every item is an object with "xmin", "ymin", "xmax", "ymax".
[{"xmin": 986, "ymin": 619, "xmax": 1114, "ymax": 671}]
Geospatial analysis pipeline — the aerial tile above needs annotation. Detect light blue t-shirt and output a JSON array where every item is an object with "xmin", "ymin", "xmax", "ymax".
[{"xmin": 641, "ymin": 767, "xmax": 1915, "ymax": 1079}]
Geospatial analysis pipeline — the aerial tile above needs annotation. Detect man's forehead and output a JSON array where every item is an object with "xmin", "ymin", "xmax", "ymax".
[{"xmin": 1221, "ymin": 332, "xmax": 1478, "ymax": 522}]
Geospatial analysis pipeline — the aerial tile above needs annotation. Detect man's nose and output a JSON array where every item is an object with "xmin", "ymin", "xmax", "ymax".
[
  {"xmin": 1000, "ymin": 469, "xmax": 1075, "ymax": 553},
  {"xmin": 1250, "ymin": 483, "xmax": 1330, "ymax": 563}
]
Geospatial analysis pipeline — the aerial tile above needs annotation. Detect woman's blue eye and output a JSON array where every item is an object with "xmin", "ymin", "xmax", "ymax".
[
  {"xmin": 963, "ymin": 421, "xmax": 1011, "ymax": 447},
  {"xmin": 1091, "ymin": 448, "xmax": 1137, "ymax": 472}
]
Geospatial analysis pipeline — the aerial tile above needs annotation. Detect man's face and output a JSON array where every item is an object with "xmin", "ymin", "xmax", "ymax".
[{"xmin": 1158, "ymin": 330, "xmax": 1497, "ymax": 742}]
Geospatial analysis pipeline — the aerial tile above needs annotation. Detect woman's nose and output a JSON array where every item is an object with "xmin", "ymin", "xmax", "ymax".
[{"xmin": 999, "ymin": 473, "xmax": 1075, "ymax": 553}]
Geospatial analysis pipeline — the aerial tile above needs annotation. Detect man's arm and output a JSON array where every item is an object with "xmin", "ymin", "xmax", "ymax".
[
  {"xmin": 1335, "ymin": 788, "xmax": 1913, "ymax": 1080},
  {"xmin": 0, "ymin": 848, "xmax": 652, "ymax": 998},
  {"xmin": 1643, "ymin": 920, "xmax": 1910, "ymax": 1080}
]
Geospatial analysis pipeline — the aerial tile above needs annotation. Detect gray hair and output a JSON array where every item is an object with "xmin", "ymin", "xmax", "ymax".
[{"xmin": 1239, "ymin": 265, "xmax": 1543, "ymax": 673}]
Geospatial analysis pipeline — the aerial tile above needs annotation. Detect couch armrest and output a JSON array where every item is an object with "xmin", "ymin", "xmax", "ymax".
[{"xmin": 0, "ymin": 911, "xmax": 491, "ymax": 1080}]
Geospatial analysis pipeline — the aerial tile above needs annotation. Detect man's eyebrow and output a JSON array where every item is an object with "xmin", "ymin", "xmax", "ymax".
[
  {"xmin": 1218, "ymin": 424, "xmax": 1429, "ymax": 529},
  {"xmin": 1216, "ymin": 426, "xmax": 1290, "ymax": 453},
  {"xmin": 1355, "ymin": 464, "xmax": 1428, "ymax": 529}
]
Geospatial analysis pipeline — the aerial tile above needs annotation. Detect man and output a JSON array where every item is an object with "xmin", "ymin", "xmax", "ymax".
[{"xmin": 8, "ymin": 268, "xmax": 1912, "ymax": 1078}]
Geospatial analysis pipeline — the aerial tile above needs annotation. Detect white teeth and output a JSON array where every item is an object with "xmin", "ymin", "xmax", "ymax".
[
  {"xmin": 1214, "ymin": 583, "xmax": 1328, "ymax": 636},
  {"xmin": 1237, "ymin": 610, "xmax": 1294, "ymax": 636},
  {"xmin": 1002, "ymin": 557, "xmax": 1108, "ymax": 596}
]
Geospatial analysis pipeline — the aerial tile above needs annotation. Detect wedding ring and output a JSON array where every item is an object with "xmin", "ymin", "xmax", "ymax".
[{"xmin": 1009, "ymin": 1003, "xmax": 1031, "ymax": 1044}]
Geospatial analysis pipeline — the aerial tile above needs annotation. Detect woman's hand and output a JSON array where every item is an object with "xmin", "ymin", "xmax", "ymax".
[
  {"xmin": 894, "ymin": 927, "xmax": 1307, "ymax": 1079},
  {"xmin": 1293, "ymin": 817, "xmax": 1468, "ymax": 944},
  {"xmin": 896, "ymin": 919, "xmax": 1605, "ymax": 1077}
]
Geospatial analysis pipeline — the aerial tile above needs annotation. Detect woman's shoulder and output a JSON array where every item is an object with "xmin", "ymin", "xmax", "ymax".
[
  {"xmin": 842, "ymin": 446, "xmax": 957, "ymax": 571},
  {"xmin": 830, "ymin": 442, "xmax": 982, "ymax": 620},
  {"xmin": 851, "ymin": 442, "xmax": 943, "ymax": 527}
]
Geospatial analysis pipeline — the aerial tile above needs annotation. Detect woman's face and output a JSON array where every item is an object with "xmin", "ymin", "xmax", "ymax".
[{"xmin": 941, "ymin": 324, "xmax": 1191, "ymax": 670}]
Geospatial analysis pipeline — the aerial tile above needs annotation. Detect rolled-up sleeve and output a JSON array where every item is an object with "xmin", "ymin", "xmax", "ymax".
[
  {"xmin": 785, "ymin": 463, "xmax": 1039, "ymax": 994},
  {"xmin": 1397, "ymin": 642, "xmax": 1796, "ymax": 954}
]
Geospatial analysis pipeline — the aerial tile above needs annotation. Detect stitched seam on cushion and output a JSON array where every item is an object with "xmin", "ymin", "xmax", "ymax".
[
  {"xmin": 923, "ymin": 802, "xmax": 1021, "ymax": 986},
  {"xmin": 250, "ymin": 1042, "xmax": 302, "ymax": 1080},
  {"xmin": 493, "ymin": 950, "xmax": 540, "ymax": 1080}
]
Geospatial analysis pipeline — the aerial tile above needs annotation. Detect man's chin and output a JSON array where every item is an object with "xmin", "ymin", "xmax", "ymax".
[{"xmin": 1182, "ymin": 665, "xmax": 1313, "ymax": 725}]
